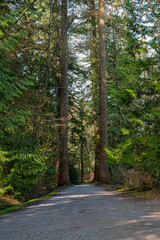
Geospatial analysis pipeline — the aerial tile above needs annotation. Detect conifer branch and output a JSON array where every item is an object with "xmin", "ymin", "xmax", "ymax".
[{"xmin": 0, "ymin": 0, "xmax": 37, "ymax": 40}]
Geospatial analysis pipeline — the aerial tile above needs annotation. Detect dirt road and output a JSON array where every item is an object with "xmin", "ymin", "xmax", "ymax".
[{"xmin": 0, "ymin": 184, "xmax": 160, "ymax": 240}]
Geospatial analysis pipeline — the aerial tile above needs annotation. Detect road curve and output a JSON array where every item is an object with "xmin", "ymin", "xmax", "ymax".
[{"xmin": 0, "ymin": 184, "xmax": 160, "ymax": 240}]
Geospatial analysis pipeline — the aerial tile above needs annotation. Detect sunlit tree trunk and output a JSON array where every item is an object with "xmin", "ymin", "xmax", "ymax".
[
  {"xmin": 58, "ymin": 0, "xmax": 70, "ymax": 185},
  {"xmin": 98, "ymin": 0, "xmax": 110, "ymax": 183},
  {"xmin": 89, "ymin": 0, "xmax": 100, "ymax": 181}
]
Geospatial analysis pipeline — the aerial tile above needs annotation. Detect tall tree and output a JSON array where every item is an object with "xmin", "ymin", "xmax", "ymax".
[
  {"xmin": 88, "ymin": 0, "xmax": 100, "ymax": 181},
  {"xmin": 58, "ymin": 0, "xmax": 70, "ymax": 185},
  {"xmin": 98, "ymin": 0, "xmax": 110, "ymax": 183}
]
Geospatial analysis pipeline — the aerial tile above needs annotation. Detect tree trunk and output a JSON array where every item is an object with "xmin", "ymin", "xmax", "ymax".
[
  {"xmin": 89, "ymin": 0, "xmax": 100, "ymax": 181},
  {"xmin": 80, "ymin": 141, "xmax": 84, "ymax": 182},
  {"xmin": 58, "ymin": 0, "xmax": 70, "ymax": 185},
  {"xmin": 98, "ymin": 0, "xmax": 110, "ymax": 183}
]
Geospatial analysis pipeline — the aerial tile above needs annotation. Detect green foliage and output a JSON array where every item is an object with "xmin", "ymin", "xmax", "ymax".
[
  {"xmin": 69, "ymin": 162, "xmax": 79, "ymax": 184},
  {"xmin": 0, "ymin": 0, "xmax": 58, "ymax": 200},
  {"xmin": 4, "ymin": 185, "xmax": 14, "ymax": 195},
  {"xmin": 109, "ymin": 165, "xmax": 125, "ymax": 185},
  {"xmin": 106, "ymin": 132, "xmax": 160, "ymax": 179},
  {"xmin": 106, "ymin": 0, "xmax": 160, "ymax": 188},
  {"xmin": 1, "ymin": 153, "xmax": 45, "ymax": 200},
  {"xmin": 44, "ymin": 164, "xmax": 57, "ymax": 190}
]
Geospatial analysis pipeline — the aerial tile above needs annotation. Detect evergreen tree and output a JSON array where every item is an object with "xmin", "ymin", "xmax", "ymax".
[
  {"xmin": 97, "ymin": 0, "xmax": 110, "ymax": 183},
  {"xmin": 58, "ymin": 0, "xmax": 70, "ymax": 185}
]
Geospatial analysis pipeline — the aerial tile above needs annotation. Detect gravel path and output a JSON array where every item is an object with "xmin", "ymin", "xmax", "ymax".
[{"xmin": 0, "ymin": 184, "xmax": 160, "ymax": 240}]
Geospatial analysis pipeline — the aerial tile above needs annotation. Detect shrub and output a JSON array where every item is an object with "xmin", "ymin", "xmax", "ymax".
[
  {"xmin": 4, "ymin": 153, "xmax": 46, "ymax": 200},
  {"xmin": 44, "ymin": 165, "xmax": 57, "ymax": 190},
  {"xmin": 4, "ymin": 185, "xmax": 14, "ymax": 195},
  {"xmin": 109, "ymin": 165, "xmax": 126, "ymax": 185},
  {"xmin": 124, "ymin": 169, "xmax": 155, "ymax": 191}
]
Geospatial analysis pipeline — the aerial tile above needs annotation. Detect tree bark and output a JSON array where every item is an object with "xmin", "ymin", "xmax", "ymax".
[
  {"xmin": 80, "ymin": 141, "xmax": 84, "ymax": 182},
  {"xmin": 58, "ymin": 0, "xmax": 70, "ymax": 185},
  {"xmin": 98, "ymin": 0, "xmax": 110, "ymax": 183},
  {"xmin": 89, "ymin": 0, "xmax": 100, "ymax": 181}
]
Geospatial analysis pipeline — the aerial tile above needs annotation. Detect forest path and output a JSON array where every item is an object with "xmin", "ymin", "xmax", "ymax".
[{"xmin": 0, "ymin": 184, "xmax": 160, "ymax": 240}]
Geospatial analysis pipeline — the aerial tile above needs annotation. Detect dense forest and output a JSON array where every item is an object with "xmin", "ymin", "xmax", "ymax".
[{"xmin": 0, "ymin": 0, "xmax": 159, "ymax": 201}]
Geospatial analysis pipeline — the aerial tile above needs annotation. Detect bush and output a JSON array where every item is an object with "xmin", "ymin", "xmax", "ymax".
[
  {"xmin": 109, "ymin": 165, "xmax": 126, "ymax": 185},
  {"xmin": 4, "ymin": 153, "xmax": 46, "ymax": 200},
  {"xmin": 109, "ymin": 165, "xmax": 155, "ymax": 191},
  {"xmin": 4, "ymin": 185, "xmax": 14, "ymax": 195},
  {"xmin": 124, "ymin": 169, "xmax": 154, "ymax": 191},
  {"xmin": 44, "ymin": 165, "xmax": 57, "ymax": 190}
]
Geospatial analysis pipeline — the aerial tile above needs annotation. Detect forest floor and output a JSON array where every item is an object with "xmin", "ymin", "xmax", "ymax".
[{"xmin": 1, "ymin": 184, "xmax": 160, "ymax": 240}]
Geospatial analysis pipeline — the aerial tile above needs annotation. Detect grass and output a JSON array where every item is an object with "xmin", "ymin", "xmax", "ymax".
[
  {"xmin": 94, "ymin": 182, "xmax": 160, "ymax": 199},
  {"xmin": 118, "ymin": 187, "xmax": 160, "ymax": 199},
  {"xmin": 0, "ymin": 189, "xmax": 59, "ymax": 215},
  {"xmin": 81, "ymin": 180, "xmax": 93, "ymax": 185}
]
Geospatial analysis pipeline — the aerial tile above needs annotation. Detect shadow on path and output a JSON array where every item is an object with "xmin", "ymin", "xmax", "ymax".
[{"xmin": 0, "ymin": 184, "xmax": 160, "ymax": 240}]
